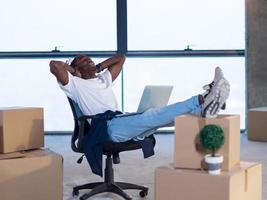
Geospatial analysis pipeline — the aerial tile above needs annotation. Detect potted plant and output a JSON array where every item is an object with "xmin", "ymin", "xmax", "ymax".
[{"xmin": 199, "ymin": 124, "xmax": 225, "ymax": 175}]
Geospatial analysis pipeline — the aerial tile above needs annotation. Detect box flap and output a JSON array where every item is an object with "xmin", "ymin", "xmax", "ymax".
[
  {"xmin": 0, "ymin": 149, "xmax": 62, "ymax": 160},
  {"xmin": 249, "ymin": 107, "xmax": 267, "ymax": 111},
  {"xmin": 0, "ymin": 107, "xmax": 43, "ymax": 111},
  {"xmin": 0, "ymin": 152, "xmax": 25, "ymax": 160}
]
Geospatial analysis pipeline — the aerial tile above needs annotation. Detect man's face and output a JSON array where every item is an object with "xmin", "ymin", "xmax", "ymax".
[{"xmin": 72, "ymin": 55, "xmax": 97, "ymax": 78}]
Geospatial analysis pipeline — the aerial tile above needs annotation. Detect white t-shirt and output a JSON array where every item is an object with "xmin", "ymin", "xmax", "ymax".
[{"xmin": 59, "ymin": 70, "xmax": 119, "ymax": 115}]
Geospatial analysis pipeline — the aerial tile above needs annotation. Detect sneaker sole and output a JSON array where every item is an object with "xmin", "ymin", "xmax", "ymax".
[{"xmin": 203, "ymin": 78, "xmax": 230, "ymax": 118}]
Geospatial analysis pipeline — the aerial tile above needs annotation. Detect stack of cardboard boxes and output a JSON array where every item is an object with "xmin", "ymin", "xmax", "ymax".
[
  {"xmin": 155, "ymin": 115, "xmax": 262, "ymax": 200},
  {"xmin": 0, "ymin": 107, "xmax": 63, "ymax": 200}
]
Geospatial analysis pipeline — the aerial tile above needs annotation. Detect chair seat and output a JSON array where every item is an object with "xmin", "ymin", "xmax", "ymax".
[{"xmin": 103, "ymin": 137, "xmax": 155, "ymax": 153}]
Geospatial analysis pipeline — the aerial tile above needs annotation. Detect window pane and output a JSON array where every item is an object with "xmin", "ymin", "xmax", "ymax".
[
  {"xmin": 123, "ymin": 57, "xmax": 245, "ymax": 129},
  {"xmin": 0, "ymin": 58, "xmax": 122, "ymax": 131},
  {"xmin": 128, "ymin": 0, "xmax": 245, "ymax": 50},
  {"xmin": 0, "ymin": 0, "xmax": 116, "ymax": 51}
]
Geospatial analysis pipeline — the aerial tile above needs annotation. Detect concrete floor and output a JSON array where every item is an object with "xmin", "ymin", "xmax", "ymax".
[{"xmin": 45, "ymin": 134, "xmax": 267, "ymax": 200}]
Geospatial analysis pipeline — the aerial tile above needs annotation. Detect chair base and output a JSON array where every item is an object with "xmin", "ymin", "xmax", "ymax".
[
  {"xmin": 73, "ymin": 154, "xmax": 149, "ymax": 199},
  {"xmin": 73, "ymin": 181, "xmax": 148, "ymax": 200}
]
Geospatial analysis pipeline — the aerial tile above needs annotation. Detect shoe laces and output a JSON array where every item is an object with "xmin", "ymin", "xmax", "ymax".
[
  {"xmin": 202, "ymin": 81, "xmax": 214, "ymax": 91},
  {"xmin": 202, "ymin": 81, "xmax": 214, "ymax": 98}
]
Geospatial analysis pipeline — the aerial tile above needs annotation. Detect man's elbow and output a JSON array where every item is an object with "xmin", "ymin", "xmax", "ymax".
[
  {"xmin": 118, "ymin": 54, "xmax": 126, "ymax": 63},
  {"xmin": 119, "ymin": 54, "xmax": 126, "ymax": 61},
  {"xmin": 49, "ymin": 60, "xmax": 60, "ymax": 74}
]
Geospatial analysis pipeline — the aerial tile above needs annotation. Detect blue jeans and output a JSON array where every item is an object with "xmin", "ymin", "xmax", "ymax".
[{"xmin": 107, "ymin": 95, "xmax": 201, "ymax": 142}]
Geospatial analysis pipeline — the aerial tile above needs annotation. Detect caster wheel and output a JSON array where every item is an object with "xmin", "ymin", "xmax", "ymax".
[
  {"xmin": 139, "ymin": 189, "xmax": 148, "ymax": 198},
  {"xmin": 72, "ymin": 189, "xmax": 79, "ymax": 197}
]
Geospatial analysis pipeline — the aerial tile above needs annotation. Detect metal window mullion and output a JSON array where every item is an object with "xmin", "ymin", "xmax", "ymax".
[
  {"xmin": 117, "ymin": 0, "xmax": 128, "ymax": 112},
  {"xmin": 117, "ymin": 0, "xmax": 127, "ymax": 54}
]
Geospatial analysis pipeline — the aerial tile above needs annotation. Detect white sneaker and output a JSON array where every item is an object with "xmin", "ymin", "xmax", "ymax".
[
  {"xmin": 202, "ymin": 67, "xmax": 226, "ymax": 110},
  {"xmin": 201, "ymin": 69, "xmax": 230, "ymax": 118},
  {"xmin": 202, "ymin": 67, "xmax": 224, "ymax": 92}
]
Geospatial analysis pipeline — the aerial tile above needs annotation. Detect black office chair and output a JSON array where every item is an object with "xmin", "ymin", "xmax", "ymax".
[{"xmin": 67, "ymin": 97, "xmax": 156, "ymax": 200}]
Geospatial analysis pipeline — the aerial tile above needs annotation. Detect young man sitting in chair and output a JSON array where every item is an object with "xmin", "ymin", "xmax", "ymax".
[{"xmin": 50, "ymin": 54, "xmax": 230, "ymax": 143}]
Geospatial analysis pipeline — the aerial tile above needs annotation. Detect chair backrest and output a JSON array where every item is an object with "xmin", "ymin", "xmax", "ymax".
[
  {"xmin": 67, "ymin": 97, "xmax": 90, "ymax": 153},
  {"xmin": 67, "ymin": 97, "xmax": 83, "ymax": 119}
]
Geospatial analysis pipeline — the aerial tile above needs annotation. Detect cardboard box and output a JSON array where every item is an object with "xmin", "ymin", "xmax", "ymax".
[
  {"xmin": 248, "ymin": 107, "xmax": 267, "ymax": 142},
  {"xmin": 0, "ymin": 149, "xmax": 63, "ymax": 200},
  {"xmin": 174, "ymin": 115, "xmax": 240, "ymax": 171},
  {"xmin": 0, "ymin": 107, "xmax": 44, "ymax": 153},
  {"xmin": 155, "ymin": 162, "xmax": 262, "ymax": 200}
]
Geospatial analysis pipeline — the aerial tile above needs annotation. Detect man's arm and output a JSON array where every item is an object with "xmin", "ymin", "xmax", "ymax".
[
  {"xmin": 98, "ymin": 54, "xmax": 125, "ymax": 81},
  {"xmin": 49, "ymin": 60, "xmax": 76, "ymax": 85}
]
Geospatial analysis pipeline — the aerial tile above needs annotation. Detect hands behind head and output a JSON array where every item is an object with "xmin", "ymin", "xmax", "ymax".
[
  {"xmin": 65, "ymin": 59, "xmax": 82, "ymax": 78},
  {"xmin": 65, "ymin": 56, "xmax": 97, "ymax": 79}
]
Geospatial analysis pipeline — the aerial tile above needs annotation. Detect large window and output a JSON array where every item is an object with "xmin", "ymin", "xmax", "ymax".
[
  {"xmin": 128, "ymin": 0, "xmax": 245, "ymax": 50},
  {"xmin": 0, "ymin": 0, "xmax": 245, "ymax": 132},
  {"xmin": 0, "ymin": 0, "xmax": 117, "ymax": 51}
]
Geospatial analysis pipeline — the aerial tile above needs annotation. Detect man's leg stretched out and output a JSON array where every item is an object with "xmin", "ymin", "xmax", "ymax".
[{"xmin": 107, "ymin": 67, "xmax": 230, "ymax": 142}]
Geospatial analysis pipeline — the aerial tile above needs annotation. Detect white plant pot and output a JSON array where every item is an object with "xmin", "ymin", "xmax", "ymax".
[{"xmin": 204, "ymin": 154, "xmax": 223, "ymax": 175}]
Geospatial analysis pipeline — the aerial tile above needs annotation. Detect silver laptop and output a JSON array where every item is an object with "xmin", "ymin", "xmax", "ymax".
[{"xmin": 116, "ymin": 85, "xmax": 173, "ymax": 117}]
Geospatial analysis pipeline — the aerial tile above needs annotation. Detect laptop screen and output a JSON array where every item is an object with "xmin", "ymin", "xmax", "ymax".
[{"xmin": 137, "ymin": 85, "xmax": 173, "ymax": 113}]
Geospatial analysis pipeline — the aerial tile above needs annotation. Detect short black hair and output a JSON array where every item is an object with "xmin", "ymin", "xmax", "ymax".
[{"xmin": 70, "ymin": 55, "xmax": 88, "ymax": 68}]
